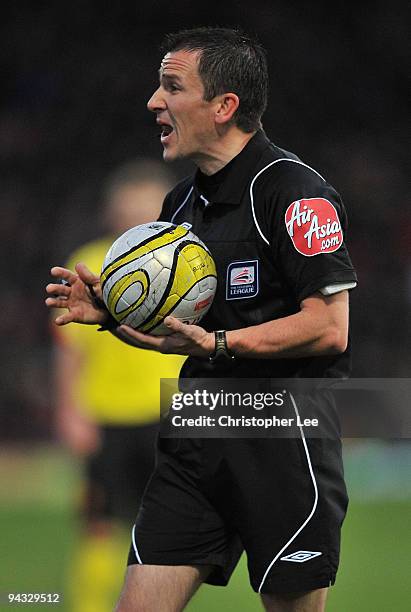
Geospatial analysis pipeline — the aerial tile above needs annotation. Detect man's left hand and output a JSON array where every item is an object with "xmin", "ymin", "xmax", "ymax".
[{"xmin": 114, "ymin": 316, "xmax": 214, "ymax": 358}]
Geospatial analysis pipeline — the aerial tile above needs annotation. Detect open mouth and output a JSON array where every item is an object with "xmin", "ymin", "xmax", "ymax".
[{"xmin": 159, "ymin": 124, "xmax": 174, "ymax": 143}]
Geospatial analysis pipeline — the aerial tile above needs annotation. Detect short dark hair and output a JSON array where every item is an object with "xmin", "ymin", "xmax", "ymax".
[{"xmin": 160, "ymin": 27, "xmax": 268, "ymax": 133}]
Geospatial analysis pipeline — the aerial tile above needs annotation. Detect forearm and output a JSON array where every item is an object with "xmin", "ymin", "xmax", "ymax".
[
  {"xmin": 226, "ymin": 293, "xmax": 349, "ymax": 359},
  {"xmin": 54, "ymin": 344, "xmax": 83, "ymax": 412}
]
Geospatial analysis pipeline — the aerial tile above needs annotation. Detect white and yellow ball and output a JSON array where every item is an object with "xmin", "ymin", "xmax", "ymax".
[{"xmin": 101, "ymin": 222, "xmax": 217, "ymax": 335}]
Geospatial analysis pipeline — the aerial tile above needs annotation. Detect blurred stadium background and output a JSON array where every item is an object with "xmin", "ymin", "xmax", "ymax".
[{"xmin": 0, "ymin": 1, "xmax": 409, "ymax": 610}]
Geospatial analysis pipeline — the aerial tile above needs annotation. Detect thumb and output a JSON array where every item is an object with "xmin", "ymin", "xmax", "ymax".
[{"xmin": 164, "ymin": 316, "xmax": 188, "ymax": 334}]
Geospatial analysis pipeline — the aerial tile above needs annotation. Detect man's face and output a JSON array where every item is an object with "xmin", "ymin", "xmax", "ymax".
[{"xmin": 147, "ymin": 50, "xmax": 218, "ymax": 163}]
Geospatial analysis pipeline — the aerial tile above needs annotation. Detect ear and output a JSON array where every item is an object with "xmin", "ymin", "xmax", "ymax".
[{"xmin": 214, "ymin": 93, "xmax": 240, "ymax": 125}]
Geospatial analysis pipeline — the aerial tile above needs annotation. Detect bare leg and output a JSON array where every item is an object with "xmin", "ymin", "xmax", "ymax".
[
  {"xmin": 261, "ymin": 587, "xmax": 329, "ymax": 612},
  {"xmin": 115, "ymin": 564, "xmax": 213, "ymax": 612}
]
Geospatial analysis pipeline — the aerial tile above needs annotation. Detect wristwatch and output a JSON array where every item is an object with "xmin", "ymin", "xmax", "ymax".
[{"xmin": 209, "ymin": 330, "xmax": 235, "ymax": 363}]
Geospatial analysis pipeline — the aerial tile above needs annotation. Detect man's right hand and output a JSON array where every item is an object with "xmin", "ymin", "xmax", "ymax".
[{"xmin": 45, "ymin": 262, "xmax": 109, "ymax": 326}]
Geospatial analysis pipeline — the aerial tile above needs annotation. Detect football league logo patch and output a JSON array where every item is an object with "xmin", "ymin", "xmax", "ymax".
[
  {"xmin": 226, "ymin": 260, "xmax": 259, "ymax": 300},
  {"xmin": 285, "ymin": 198, "xmax": 343, "ymax": 257}
]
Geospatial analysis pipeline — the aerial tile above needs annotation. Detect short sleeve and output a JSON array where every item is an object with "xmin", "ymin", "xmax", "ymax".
[{"xmin": 260, "ymin": 162, "xmax": 357, "ymax": 303}]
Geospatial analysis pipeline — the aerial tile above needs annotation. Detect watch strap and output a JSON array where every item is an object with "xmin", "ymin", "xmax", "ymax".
[{"xmin": 209, "ymin": 330, "xmax": 234, "ymax": 362}]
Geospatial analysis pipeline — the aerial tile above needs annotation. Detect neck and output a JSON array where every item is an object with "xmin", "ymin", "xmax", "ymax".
[{"xmin": 194, "ymin": 128, "xmax": 256, "ymax": 176}]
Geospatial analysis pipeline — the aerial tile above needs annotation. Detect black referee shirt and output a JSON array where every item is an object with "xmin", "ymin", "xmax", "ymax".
[{"xmin": 159, "ymin": 130, "xmax": 357, "ymax": 379}]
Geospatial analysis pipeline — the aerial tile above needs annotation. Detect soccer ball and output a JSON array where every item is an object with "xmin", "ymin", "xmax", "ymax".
[{"xmin": 100, "ymin": 222, "xmax": 217, "ymax": 335}]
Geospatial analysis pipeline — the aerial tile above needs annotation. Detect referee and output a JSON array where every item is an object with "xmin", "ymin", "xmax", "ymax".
[{"xmin": 46, "ymin": 27, "xmax": 357, "ymax": 612}]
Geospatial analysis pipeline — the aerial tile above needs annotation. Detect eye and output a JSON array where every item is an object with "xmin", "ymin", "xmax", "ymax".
[
  {"xmin": 160, "ymin": 75, "xmax": 182, "ymax": 93},
  {"xmin": 168, "ymin": 82, "xmax": 180, "ymax": 93}
]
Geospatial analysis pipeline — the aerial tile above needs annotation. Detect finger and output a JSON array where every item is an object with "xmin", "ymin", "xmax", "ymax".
[
  {"xmin": 46, "ymin": 283, "xmax": 71, "ymax": 297},
  {"xmin": 164, "ymin": 316, "xmax": 192, "ymax": 335},
  {"xmin": 117, "ymin": 325, "xmax": 163, "ymax": 349},
  {"xmin": 115, "ymin": 329, "xmax": 151, "ymax": 349},
  {"xmin": 75, "ymin": 262, "xmax": 100, "ymax": 285},
  {"xmin": 50, "ymin": 267, "xmax": 78, "ymax": 285},
  {"xmin": 45, "ymin": 297, "xmax": 69, "ymax": 308},
  {"xmin": 54, "ymin": 312, "xmax": 75, "ymax": 325}
]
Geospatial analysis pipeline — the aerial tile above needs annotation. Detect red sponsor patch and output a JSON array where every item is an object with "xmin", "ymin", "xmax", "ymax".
[{"xmin": 285, "ymin": 198, "xmax": 343, "ymax": 257}]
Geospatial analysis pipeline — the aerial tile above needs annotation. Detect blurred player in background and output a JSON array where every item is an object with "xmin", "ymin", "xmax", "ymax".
[{"xmin": 52, "ymin": 159, "xmax": 186, "ymax": 612}]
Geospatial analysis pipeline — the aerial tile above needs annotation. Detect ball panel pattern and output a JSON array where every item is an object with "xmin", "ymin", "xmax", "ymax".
[
  {"xmin": 100, "ymin": 224, "xmax": 189, "ymax": 290},
  {"xmin": 101, "ymin": 222, "xmax": 217, "ymax": 335}
]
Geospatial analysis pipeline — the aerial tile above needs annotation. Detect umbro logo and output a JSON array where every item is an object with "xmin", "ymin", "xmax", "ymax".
[{"xmin": 280, "ymin": 551, "xmax": 322, "ymax": 563}]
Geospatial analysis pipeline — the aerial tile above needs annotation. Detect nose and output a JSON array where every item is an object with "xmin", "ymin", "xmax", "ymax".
[{"xmin": 147, "ymin": 86, "xmax": 166, "ymax": 113}]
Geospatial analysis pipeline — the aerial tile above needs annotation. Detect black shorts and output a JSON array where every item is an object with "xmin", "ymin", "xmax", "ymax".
[
  {"xmin": 127, "ymin": 428, "xmax": 348, "ymax": 594},
  {"xmin": 83, "ymin": 423, "xmax": 158, "ymax": 525}
]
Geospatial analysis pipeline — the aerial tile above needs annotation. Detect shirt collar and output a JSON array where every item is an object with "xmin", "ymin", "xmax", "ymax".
[{"xmin": 193, "ymin": 130, "xmax": 271, "ymax": 206}]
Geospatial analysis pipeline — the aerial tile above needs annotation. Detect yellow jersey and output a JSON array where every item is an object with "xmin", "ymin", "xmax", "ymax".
[{"xmin": 56, "ymin": 237, "xmax": 185, "ymax": 425}]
